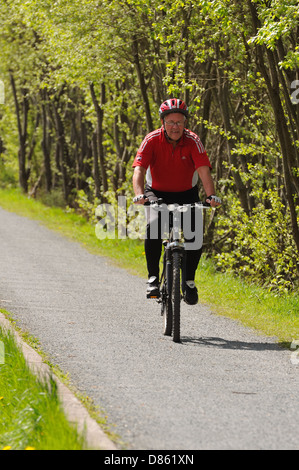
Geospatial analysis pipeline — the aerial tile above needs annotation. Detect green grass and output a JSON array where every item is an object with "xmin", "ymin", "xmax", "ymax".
[
  {"xmin": 0, "ymin": 187, "xmax": 298, "ymax": 345},
  {"xmin": 195, "ymin": 257, "xmax": 299, "ymax": 343},
  {"xmin": 0, "ymin": 326, "xmax": 86, "ymax": 450}
]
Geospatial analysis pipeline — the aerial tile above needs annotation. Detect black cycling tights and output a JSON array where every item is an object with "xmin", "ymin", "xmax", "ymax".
[{"xmin": 144, "ymin": 185, "xmax": 203, "ymax": 281}]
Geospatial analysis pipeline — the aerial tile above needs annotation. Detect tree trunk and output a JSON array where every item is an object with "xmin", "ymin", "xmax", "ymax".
[
  {"xmin": 132, "ymin": 36, "xmax": 154, "ymax": 133},
  {"xmin": 40, "ymin": 89, "xmax": 52, "ymax": 193},
  {"xmin": 91, "ymin": 131, "xmax": 101, "ymax": 200},
  {"xmin": 10, "ymin": 73, "xmax": 30, "ymax": 193},
  {"xmin": 247, "ymin": 0, "xmax": 299, "ymax": 251},
  {"xmin": 215, "ymin": 63, "xmax": 251, "ymax": 214},
  {"xmin": 51, "ymin": 97, "xmax": 70, "ymax": 202},
  {"xmin": 90, "ymin": 82, "xmax": 108, "ymax": 196}
]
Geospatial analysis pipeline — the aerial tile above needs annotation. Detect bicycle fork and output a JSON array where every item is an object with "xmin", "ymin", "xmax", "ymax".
[{"xmin": 165, "ymin": 241, "xmax": 186, "ymax": 299}]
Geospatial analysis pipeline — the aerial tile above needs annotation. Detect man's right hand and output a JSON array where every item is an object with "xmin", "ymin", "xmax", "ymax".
[{"xmin": 133, "ymin": 194, "xmax": 148, "ymax": 205}]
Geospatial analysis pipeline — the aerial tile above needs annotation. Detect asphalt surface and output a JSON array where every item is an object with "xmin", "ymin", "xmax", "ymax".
[{"xmin": 1, "ymin": 206, "xmax": 299, "ymax": 450}]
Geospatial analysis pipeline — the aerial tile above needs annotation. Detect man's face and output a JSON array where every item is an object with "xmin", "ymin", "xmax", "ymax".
[{"xmin": 162, "ymin": 113, "xmax": 186, "ymax": 141}]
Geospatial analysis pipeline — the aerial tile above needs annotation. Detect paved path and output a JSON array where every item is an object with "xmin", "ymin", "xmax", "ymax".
[{"xmin": 1, "ymin": 206, "xmax": 299, "ymax": 450}]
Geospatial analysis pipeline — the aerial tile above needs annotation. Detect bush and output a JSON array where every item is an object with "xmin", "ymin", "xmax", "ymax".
[
  {"xmin": 0, "ymin": 159, "xmax": 17, "ymax": 188},
  {"xmin": 215, "ymin": 189, "xmax": 299, "ymax": 293}
]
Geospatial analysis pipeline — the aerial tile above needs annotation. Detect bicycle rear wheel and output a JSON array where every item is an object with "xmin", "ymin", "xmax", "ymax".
[{"xmin": 172, "ymin": 251, "xmax": 181, "ymax": 343}]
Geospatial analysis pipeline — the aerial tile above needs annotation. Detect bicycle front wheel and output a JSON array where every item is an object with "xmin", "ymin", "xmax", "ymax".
[
  {"xmin": 172, "ymin": 251, "xmax": 181, "ymax": 343},
  {"xmin": 161, "ymin": 251, "xmax": 172, "ymax": 336},
  {"xmin": 163, "ymin": 287, "xmax": 173, "ymax": 336}
]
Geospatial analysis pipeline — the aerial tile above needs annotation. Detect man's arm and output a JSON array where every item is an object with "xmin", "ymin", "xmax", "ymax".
[
  {"xmin": 133, "ymin": 166, "xmax": 147, "ymax": 204},
  {"xmin": 197, "ymin": 166, "xmax": 220, "ymax": 207}
]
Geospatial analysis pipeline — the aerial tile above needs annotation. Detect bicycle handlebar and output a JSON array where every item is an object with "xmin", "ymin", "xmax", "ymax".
[
  {"xmin": 133, "ymin": 194, "xmax": 147, "ymax": 203},
  {"xmin": 148, "ymin": 200, "xmax": 212, "ymax": 210},
  {"xmin": 207, "ymin": 195, "xmax": 222, "ymax": 205},
  {"xmin": 133, "ymin": 194, "xmax": 222, "ymax": 206}
]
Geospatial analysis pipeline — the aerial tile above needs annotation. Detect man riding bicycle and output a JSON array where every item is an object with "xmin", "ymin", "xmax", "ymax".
[{"xmin": 133, "ymin": 98, "xmax": 221, "ymax": 305}]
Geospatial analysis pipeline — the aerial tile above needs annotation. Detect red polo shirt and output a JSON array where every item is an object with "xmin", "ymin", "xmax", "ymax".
[{"xmin": 133, "ymin": 127, "xmax": 212, "ymax": 192}]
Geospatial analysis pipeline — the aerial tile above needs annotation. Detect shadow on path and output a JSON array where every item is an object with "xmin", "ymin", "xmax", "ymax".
[{"xmin": 180, "ymin": 335, "xmax": 285, "ymax": 351}]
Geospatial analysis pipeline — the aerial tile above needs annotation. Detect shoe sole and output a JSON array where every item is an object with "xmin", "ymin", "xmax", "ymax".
[
  {"xmin": 183, "ymin": 293, "xmax": 198, "ymax": 305},
  {"xmin": 184, "ymin": 299, "xmax": 198, "ymax": 305}
]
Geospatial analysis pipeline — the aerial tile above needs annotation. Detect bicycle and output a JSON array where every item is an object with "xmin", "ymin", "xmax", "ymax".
[{"xmin": 149, "ymin": 199, "xmax": 213, "ymax": 343}]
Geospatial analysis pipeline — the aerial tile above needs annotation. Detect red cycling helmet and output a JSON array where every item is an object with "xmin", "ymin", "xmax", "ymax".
[{"xmin": 159, "ymin": 98, "xmax": 189, "ymax": 119}]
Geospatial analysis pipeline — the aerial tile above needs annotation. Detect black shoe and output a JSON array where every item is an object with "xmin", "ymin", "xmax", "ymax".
[
  {"xmin": 184, "ymin": 281, "xmax": 198, "ymax": 305},
  {"xmin": 146, "ymin": 276, "xmax": 160, "ymax": 299}
]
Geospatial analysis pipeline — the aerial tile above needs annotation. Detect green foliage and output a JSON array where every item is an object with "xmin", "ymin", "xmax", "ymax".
[
  {"xmin": 0, "ymin": 159, "xmax": 17, "ymax": 188},
  {"xmin": 216, "ymin": 189, "xmax": 299, "ymax": 293},
  {"xmin": 0, "ymin": 0, "xmax": 298, "ymax": 291}
]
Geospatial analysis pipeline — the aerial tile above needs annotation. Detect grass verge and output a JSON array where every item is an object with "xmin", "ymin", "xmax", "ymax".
[
  {"xmin": 0, "ymin": 187, "xmax": 298, "ymax": 346},
  {"xmin": 195, "ymin": 257, "xmax": 299, "ymax": 343},
  {"xmin": 0, "ymin": 326, "xmax": 86, "ymax": 450}
]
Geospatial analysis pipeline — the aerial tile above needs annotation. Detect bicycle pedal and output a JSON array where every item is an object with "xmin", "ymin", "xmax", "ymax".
[{"xmin": 147, "ymin": 293, "xmax": 160, "ymax": 299}]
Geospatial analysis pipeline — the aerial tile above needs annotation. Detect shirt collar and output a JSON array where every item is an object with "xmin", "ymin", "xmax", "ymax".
[{"xmin": 161, "ymin": 126, "xmax": 185, "ymax": 145}]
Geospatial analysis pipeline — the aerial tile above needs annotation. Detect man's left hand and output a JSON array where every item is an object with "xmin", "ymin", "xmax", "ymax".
[{"xmin": 206, "ymin": 195, "xmax": 222, "ymax": 207}]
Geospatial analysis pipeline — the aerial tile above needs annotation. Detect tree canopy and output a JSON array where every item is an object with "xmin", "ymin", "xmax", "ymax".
[{"xmin": 0, "ymin": 0, "xmax": 298, "ymax": 292}]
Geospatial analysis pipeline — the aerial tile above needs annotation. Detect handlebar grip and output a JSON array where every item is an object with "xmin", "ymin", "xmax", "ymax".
[
  {"xmin": 133, "ymin": 194, "xmax": 145, "ymax": 203},
  {"xmin": 206, "ymin": 195, "xmax": 222, "ymax": 205}
]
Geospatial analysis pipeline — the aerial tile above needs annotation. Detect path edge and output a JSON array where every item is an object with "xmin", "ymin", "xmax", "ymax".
[{"xmin": 0, "ymin": 312, "xmax": 118, "ymax": 451}]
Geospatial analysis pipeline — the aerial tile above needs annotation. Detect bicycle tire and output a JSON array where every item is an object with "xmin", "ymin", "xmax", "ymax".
[
  {"xmin": 172, "ymin": 251, "xmax": 181, "ymax": 343},
  {"xmin": 163, "ymin": 284, "xmax": 173, "ymax": 336},
  {"xmin": 161, "ymin": 252, "xmax": 172, "ymax": 336}
]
